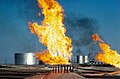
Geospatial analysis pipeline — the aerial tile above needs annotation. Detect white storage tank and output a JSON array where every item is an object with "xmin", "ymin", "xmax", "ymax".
[
  {"xmin": 77, "ymin": 55, "xmax": 89, "ymax": 64},
  {"xmin": 77, "ymin": 55, "xmax": 84, "ymax": 64},
  {"xmin": 15, "ymin": 52, "xmax": 39, "ymax": 65},
  {"xmin": 84, "ymin": 55, "xmax": 88, "ymax": 64}
]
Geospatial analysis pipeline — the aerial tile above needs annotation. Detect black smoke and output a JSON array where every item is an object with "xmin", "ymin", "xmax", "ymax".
[
  {"xmin": 65, "ymin": 15, "xmax": 100, "ymax": 57},
  {"xmin": 0, "ymin": 0, "xmax": 101, "ymax": 63}
]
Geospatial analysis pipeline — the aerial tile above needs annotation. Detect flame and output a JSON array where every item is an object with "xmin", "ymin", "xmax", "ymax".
[
  {"xmin": 28, "ymin": 0, "xmax": 72, "ymax": 65},
  {"xmin": 92, "ymin": 34, "xmax": 120, "ymax": 68}
]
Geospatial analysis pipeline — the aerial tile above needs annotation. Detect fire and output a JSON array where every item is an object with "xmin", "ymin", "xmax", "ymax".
[
  {"xmin": 92, "ymin": 34, "xmax": 120, "ymax": 68},
  {"xmin": 28, "ymin": 0, "xmax": 72, "ymax": 65}
]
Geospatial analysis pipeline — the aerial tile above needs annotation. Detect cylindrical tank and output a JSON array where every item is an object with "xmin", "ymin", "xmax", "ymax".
[
  {"xmin": 77, "ymin": 55, "xmax": 89, "ymax": 64},
  {"xmin": 84, "ymin": 55, "xmax": 88, "ymax": 64},
  {"xmin": 15, "ymin": 52, "xmax": 39, "ymax": 65},
  {"xmin": 79, "ymin": 55, "xmax": 83, "ymax": 64},
  {"xmin": 77, "ymin": 55, "xmax": 84, "ymax": 64}
]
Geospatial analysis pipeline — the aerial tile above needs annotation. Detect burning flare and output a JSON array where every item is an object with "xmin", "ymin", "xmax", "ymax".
[
  {"xmin": 28, "ymin": 0, "xmax": 72, "ymax": 64},
  {"xmin": 92, "ymin": 34, "xmax": 120, "ymax": 68}
]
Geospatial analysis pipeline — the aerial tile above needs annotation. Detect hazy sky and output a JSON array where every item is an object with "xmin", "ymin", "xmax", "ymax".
[{"xmin": 0, "ymin": 0, "xmax": 120, "ymax": 64}]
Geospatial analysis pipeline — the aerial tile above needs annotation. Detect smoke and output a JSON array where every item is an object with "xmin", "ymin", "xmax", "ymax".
[
  {"xmin": 75, "ymin": 17, "xmax": 99, "ymax": 45},
  {"xmin": 0, "ymin": 0, "xmax": 101, "ymax": 63},
  {"xmin": 65, "ymin": 14, "xmax": 100, "ymax": 56}
]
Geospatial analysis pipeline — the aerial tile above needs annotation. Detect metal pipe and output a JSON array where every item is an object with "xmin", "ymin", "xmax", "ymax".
[
  {"xmin": 61, "ymin": 64, "xmax": 63, "ymax": 73},
  {"xmin": 53, "ymin": 65, "xmax": 54, "ymax": 73},
  {"xmin": 69, "ymin": 64, "xmax": 71, "ymax": 72},
  {"xmin": 64, "ymin": 64, "xmax": 66, "ymax": 73},
  {"xmin": 52, "ymin": 64, "xmax": 73, "ymax": 73},
  {"xmin": 58, "ymin": 64, "xmax": 59, "ymax": 73},
  {"xmin": 55, "ymin": 65, "xmax": 57, "ymax": 73},
  {"xmin": 66, "ymin": 65, "xmax": 68, "ymax": 73}
]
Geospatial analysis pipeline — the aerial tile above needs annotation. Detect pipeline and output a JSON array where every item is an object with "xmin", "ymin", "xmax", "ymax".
[{"xmin": 53, "ymin": 64, "xmax": 73, "ymax": 73}]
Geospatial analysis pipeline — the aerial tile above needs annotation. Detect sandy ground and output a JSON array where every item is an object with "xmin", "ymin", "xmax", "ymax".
[{"xmin": 25, "ymin": 72, "xmax": 86, "ymax": 79}]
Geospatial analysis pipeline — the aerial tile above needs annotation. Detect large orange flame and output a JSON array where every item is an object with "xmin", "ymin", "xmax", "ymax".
[
  {"xmin": 92, "ymin": 34, "xmax": 120, "ymax": 68},
  {"xmin": 28, "ymin": 0, "xmax": 72, "ymax": 65}
]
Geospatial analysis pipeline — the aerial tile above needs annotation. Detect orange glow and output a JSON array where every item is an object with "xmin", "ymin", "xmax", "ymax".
[
  {"xmin": 28, "ymin": 0, "xmax": 72, "ymax": 65},
  {"xmin": 92, "ymin": 34, "xmax": 120, "ymax": 68},
  {"xmin": 34, "ymin": 51, "xmax": 69, "ymax": 65}
]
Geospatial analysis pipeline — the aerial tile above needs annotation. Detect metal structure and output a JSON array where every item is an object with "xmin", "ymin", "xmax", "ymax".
[
  {"xmin": 77, "ymin": 55, "xmax": 83, "ymax": 64},
  {"xmin": 15, "ymin": 52, "xmax": 39, "ymax": 65},
  {"xmin": 84, "ymin": 55, "xmax": 88, "ymax": 64},
  {"xmin": 77, "ymin": 55, "xmax": 89, "ymax": 64},
  {"xmin": 53, "ymin": 64, "xmax": 73, "ymax": 73}
]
